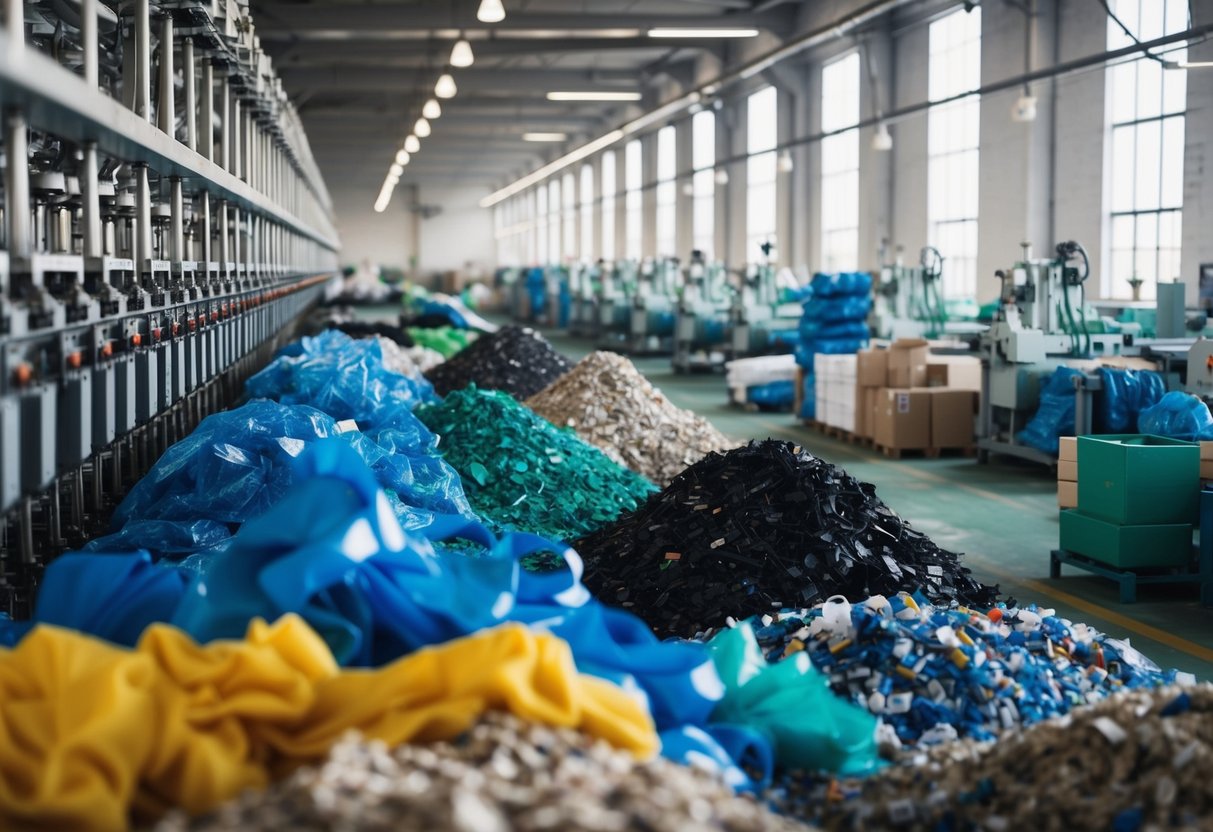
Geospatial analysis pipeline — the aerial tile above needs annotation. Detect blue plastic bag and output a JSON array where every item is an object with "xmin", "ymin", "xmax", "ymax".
[
  {"xmin": 1138, "ymin": 391, "xmax": 1213, "ymax": 441},
  {"xmin": 801, "ymin": 295, "xmax": 872, "ymax": 323},
  {"xmin": 746, "ymin": 380, "xmax": 795, "ymax": 408},
  {"xmin": 809, "ymin": 271, "xmax": 873, "ymax": 298},
  {"xmin": 1098, "ymin": 368, "xmax": 1166, "ymax": 433},
  {"xmin": 798, "ymin": 320, "xmax": 871, "ymax": 341},
  {"xmin": 1016, "ymin": 366, "xmax": 1084, "ymax": 454},
  {"xmin": 799, "ymin": 372, "xmax": 816, "ymax": 420}
]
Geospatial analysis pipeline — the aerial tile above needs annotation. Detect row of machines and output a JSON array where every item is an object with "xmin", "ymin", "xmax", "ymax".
[{"xmin": 0, "ymin": 0, "xmax": 340, "ymax": 613}]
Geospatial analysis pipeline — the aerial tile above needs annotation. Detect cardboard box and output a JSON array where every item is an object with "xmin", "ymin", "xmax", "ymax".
[
  {"xmin": 1202, "ymin": 441, "xmax": 1213, "ymax": 461},
  {"xmin": 1059, "ymin": 436, "xmax": 1077, "ymax": 461},
  {"xmin": 857, "ymin": 349, "xmax": 888, "ymax": 388},
  {"xmin": 1077, "ymin": 434, "xmax": 1199, "ymax": 525},
  {"xmin": 1057, "ymin": 460, "xmax": 1078, "ymax": 482},
  {"xmin": 1058, "ymin": 480, "xmax": 1077, "ymax": 508},
  {"xmin": 854, "ymin": 386, "xmax": 868, "ymax": 439},
  {"xmin": 1059, "ymin": 510, "xmax": 1192, "ymax": 569},
  {"xmin": 926, "ymin": 356, "xmax": 982, "ymax": 391},
  {"xmin": 887, "ymin": 339, "xmax": 930, "ymax": 388},
  {"xmin": 874, "ymin": 388, "xmax": 932, "ymax": 450},
  {"xmin": 1202, "ymin": 460, "xmax": 1213, "ymax": 480},
  {"xmin": 929, "ymin": 389, "xmax": 977, "ymax": 450},
  {"xmin": 864, "ymin": 388, "xmax": 880, "ymax": 439}
]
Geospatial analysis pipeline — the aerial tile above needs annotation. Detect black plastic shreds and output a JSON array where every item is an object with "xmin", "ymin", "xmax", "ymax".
[
  {"xmin": 424, "ymin": 326, "xmax": 574, "ymax": 400},
  {"xmin": 577, "ymin": 440, "xmax": 1000, "ymax": 639},
  {"xmin": 325, "ymin": 320, "xmax": 414, "ymax": 347}
]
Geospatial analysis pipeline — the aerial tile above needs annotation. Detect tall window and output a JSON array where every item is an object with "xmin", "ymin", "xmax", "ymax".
[
  {"xmin": 746, "ymin": 86, "xmax": 778, "ymax": 261},
  {"xmin": 1106, "ymin": 0, "xmax": 1187, "ymax": 300},
  {"xmin": 655, "ymin": 125, "xmax": 677, "ymax": 257},
  {"xmin": 601, "ymin": 151, "xmax": 616, "ymax": 260},
  {"xmin": 624, "ymin": 139, "xmax": 643, "ymax": 259},
  {"xmin": 821, "ymin": 52, "xmax": 861, "ymax": 271},
  {"xmin": 561, "ymin": 172, "xmax": 576, "ymax": 259},
  {"xmin": 580, "ymin": 164, "xmax": 594, "ymax": 259},
  {"xmin": 535, "ymin": 187, "xmax": 548, "ymax": 265},
  {"xmin": 928, "ymin": 7, "xmax": 981, "ymax": 298},
  {"xmin": 692, "ymin": 110, "xmax": 715, "ymax": 258}
]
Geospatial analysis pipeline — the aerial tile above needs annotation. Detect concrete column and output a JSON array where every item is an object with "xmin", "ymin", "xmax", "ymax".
[
  {"xmin": 614, "ymin": 146, "xmax": 627, "ymax": 260},
  {"xmin": 641, "ymin": 131, "xmax": 658, "ymax": 258},
  {"xmin": 859, "ymin": 31, "xmax": 894, "ymax": 273},
  {"xmin": 889, "ymin": 20, "xmax": 930, "ymax": 265},
  {"xmin": 589, "ymin": 156, "xmax": 603, "ymax": 262},
  {"xmin": 1182, "ymin": 0, "xmax": 1213, "ymax": 303},
  {"xmin": 775, "ymin": 84, "xmax": 798, "ymax": 271},
  {"xmin": 725, "ymin": 97, "xmax": 748, "ymax": 269},
  {"xmin": 675, "ymin": 117, "xmax": 695, "ymax": 260}
]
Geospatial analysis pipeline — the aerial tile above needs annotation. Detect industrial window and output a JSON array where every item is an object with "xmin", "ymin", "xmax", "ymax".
[
  {"xmin": 746, "ymin": 85, "xmax": 778, "ymax": 262},
  {"xmin": 562, "ymin": 172, "xmax": 576, "ymax": 259},
  {"xmin": 536, "ymin": 186, "xmax": 548, "ymax": 265},
  {"xmin": 927, "ymin": 6, "xmax": 981, "ymax": 299},
  {"xmin": 656, "ymin": 125, "xmax": 677, "ymax": 258},
  {"xmin": 820, "ymin": 51, "xmax": 861, "ymax": 272},
  {"xmin": 547, "ymin": 179, "xmax": 561, "ymax": 264},
  {"xmin": 1105, "ymin": 0, "xmax": 1188, "ymax": 300},
  {"xmin": 692, "ymin": 110, "xmax": 715, "ymax": 258},
  {"xmin": 602, "ymin": 151, "xmax": 616, "ymax": 260},
  {"xmin": 625, "ymin": 139, "xmax": 643, "ymax": 259},
  {"xmin": 580, "ymin": 164, "xmax": 594, "ymax": 260}
]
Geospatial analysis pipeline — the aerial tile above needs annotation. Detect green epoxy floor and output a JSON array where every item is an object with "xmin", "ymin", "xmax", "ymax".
[{"xmin": 538, "ymin": 328, "xmax": 1213, "ymax": 680}]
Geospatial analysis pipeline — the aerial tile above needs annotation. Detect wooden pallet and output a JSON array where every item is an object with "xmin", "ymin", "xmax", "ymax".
[{"xmin": 873, "ymin": 444, "xmax": 978, "ymax": 460}]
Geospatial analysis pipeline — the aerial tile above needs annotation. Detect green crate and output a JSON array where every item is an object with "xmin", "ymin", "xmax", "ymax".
[
  {"xmin": 1059, "ymin": 509, "xmax": 1192, "ymax": 569},
  {"xmin": 1077, "ymin": 434, "xmax": 1198, "ymax": 525}
]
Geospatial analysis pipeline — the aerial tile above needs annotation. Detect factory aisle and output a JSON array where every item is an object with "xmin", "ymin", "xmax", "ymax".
[{"xmin": 542, "ymin": 330, "xmax": 1213, "ymax": 681}]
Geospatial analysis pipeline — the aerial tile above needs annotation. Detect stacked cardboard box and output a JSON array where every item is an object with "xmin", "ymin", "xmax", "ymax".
[
  {"xmin": 1059, "ymin": 435, "xmax": 1197, "ymax": 569},
  {"xmin": 854, "ymin": 340, "xmax": 981, "ymax": 452},
  {"xmin": 1057, "ymin": 436, "xmax": 1077, "ymax": 508},
  {"xmin": 813, "ymin": 353, "xmax": 857, "ymax": 433},
  {"xmin": 1203, "ymin": 441, "xmax": 1213, "ymax": 482}
]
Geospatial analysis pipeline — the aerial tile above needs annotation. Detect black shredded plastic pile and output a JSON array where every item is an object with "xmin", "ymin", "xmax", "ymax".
[
  {"xmin": 424, "ymin": 325, "xmax": 573, "ymax": 399},
  {"xmin": 326, "ymin": 320, "xmax": 414, "ymax": 346},
  {"xmin": 577, "ymin": 440, "xmax": 999, "ymax": 638}
]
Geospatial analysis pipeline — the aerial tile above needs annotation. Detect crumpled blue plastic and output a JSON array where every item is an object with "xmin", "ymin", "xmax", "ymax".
[
  {"xmin": 1097, "ymin": 367, "xmax": 1166, "ymax": 433},
  {"xmin": 1016, "ymin": 366, "xmax": 1084, "ymax": 454},
  {"xmin": 798, "ymin": 320, "xmax": 871, "ymax": 341},
  {"xmin": 417, "ymin": 298, "xmax": 470, "ymax": 329},
  {"xmin": 1138, "ymin": 390, "xmax": 1213, "ymax": 441},
  {"xmin": 801, "ymin": 294, "xmax": 872, "ymax": 322},
  {"xmin": 106, "ymin": 399, "xmax": 472, "ymax": 556},
  {"xmin": 809, "ymin": 271, "xmax": 873, "ymax": 298},
  {"xmin": 746, "ymin": 380, "xmax": 795, "ymax": 408},
  {"xmin": 246, "ymin": 329, "xmax": 438, "ymax": 431}
]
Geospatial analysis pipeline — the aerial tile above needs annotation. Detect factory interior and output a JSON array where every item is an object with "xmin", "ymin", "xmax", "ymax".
[{"xmin": 4, "ymin": 0, "xmax": 1213, "ymax": 829}]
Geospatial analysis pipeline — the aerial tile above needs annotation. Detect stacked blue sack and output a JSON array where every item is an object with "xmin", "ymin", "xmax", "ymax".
[{"xmin": 795, "ymin": 272, "xmax": 872, "ymax": 420}]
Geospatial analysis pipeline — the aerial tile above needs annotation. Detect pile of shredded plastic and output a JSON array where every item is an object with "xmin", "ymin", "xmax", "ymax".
[
  {"xmin": 376, "ymin": 336, "xmax": 445, "ymax": 376},
  {"xmin": 790, "ymin": 684, "xmax": 1213, "ymax": 831},
  {"xmin": 750, "ymin": 593, "xmax": 1193, "ymax": 746},
  {"xmin": 525, "ymin": 350, "xmax": 733, "ymax": 485},
  {"xmin": 417, "ymin": 385, "xmax": 657, "ymax": 544},
  {"xmin": 407, "ymin": 325, "xmax": 476, "ymax": 359},
  {"xmin": 425, "ymin": 325, "xmax": 573, "ymax": 400}
]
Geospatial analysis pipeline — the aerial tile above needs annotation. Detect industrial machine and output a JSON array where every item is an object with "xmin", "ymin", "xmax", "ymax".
[
  {"xmin": 729, "ymin": 243, "xmax": 801, "ymax": 359},
  {"xmin": 543, "ymin": 263, "xmax": 570, "ymax": 328},
  {"xmin": 977, "ymin": 241, "xmax": 1131, "ymax": 464},
  {"xmin": 869, "ymin": 241, "xmax": 949, "ymax": 339},
  {"xmin": 627, "ymin": 257, "xmax": 679, "ymax": 354},
  {"xmin": 597, "ymin": 258, "xmax": 637, "ymax": 348},
  {"xmin": 672, "ymin": 251, "xmax": 733, "ymax": 373},
  {"xmin": 568, "ymin": 260, "xmax": 602, "ymax": 337},
  {"xmin": 0, "ymin": 0, "xmax": 339, "ymax": 614}
]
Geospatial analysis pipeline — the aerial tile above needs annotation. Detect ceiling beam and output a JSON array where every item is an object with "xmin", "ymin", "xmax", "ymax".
[
  {"xmin": 265, "ymin": 37, "xmax": 705, "ymax": 66},
  {"xmin": 279, "ymin": 67, "xmax": 641, "ymax": 94}
]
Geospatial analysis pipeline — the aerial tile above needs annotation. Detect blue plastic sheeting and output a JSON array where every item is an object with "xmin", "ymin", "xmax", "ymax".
[
  {"xmin": 16, "ymin": 441, "xmax": 785, "ymax": 792},
  {"xmin": 105, "ymin": 400, "xmax": 472, "ymax": 556},
  {"xmin": 1097, "ymin": 368, "xmax": 1166, "ymax": 433},
  {"xmin": 809, "ymin": 271, "xmax": 873, "ymax": 298},
  {"xmin": 416, "ymin": 299, "xmax": 470, "ymax": 329},
  {"xmin": 1138, "ymin": 391, "xmax": 1213, "ymax": 441},
  {"xmin": 1016, "ymin": 366, "xmax": 1084, "ymax": 454},
  {"xmin": 798, "ymin": 320, "xmax": 871, "ymax": 341},
  {"xmin": 801, "ymin": 295, "xmax": 872, "ymax": 322},
  {"xmin": 799, "ymin": 373, "xmax": 816, "ymax": 420},
  {"xmin": 246, "ymin": 329, "xmax": 438, "ymax": 431},
  {"xmin": 525, "ymin": 266, "xmax": 547, "ymax": 318},
  {"xmin": 746, "ymin": 380, "xmax": 795, "ymax": 408}
]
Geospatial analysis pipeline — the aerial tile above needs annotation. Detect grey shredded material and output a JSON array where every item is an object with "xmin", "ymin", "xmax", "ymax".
[
  {"xmin": 159, "ymin": 712, "xmax": 815, "ymax": 832},
  {"xmin": 526, "ymin": 351, "xmax": 734, "ymax": 485},
  {"xmin": 786, "ymin": 684, "xmax": 1213, "ymax": 831}
]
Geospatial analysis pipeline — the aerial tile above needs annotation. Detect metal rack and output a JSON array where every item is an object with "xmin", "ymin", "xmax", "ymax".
[{"xmin": 0, "ymin": 0, "xmax": 339, "ymax": 615}]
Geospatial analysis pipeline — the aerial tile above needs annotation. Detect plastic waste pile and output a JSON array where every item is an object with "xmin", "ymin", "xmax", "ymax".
[
  {"xmin": 418, "ymin": 385, "xmax": 658, "ymax": 543},
  {"xmin": 425, "ymin": 325, "xmax": 573, "ymax": 400},
  {"xmin": 578, "ymin": 440, "xmax": 997, "ymax": 639},
  {"xmin": 406, "ymin": 325, "xmax": 476, "ymax": 358},
  {"xmin": 795, "ymin": 273, "xmax": 872, "ymax": 420},
  {"xmin": 525, "ymin": 350, "xmax": 732, "ymax": 485}
]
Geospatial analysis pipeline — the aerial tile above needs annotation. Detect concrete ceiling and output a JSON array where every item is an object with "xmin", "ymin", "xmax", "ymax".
[{"xmin": 251, "ymin": 0, "xmax": 803, "ymax": 198}]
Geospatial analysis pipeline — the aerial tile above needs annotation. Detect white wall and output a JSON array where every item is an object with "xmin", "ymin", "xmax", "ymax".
[
  {"xmin": 416, "ymin": 185, "xmax": 496, "ymax": 273},
  {"xmin": 330, "ymin": 182, "xmax": 417, "ymax": 271}
]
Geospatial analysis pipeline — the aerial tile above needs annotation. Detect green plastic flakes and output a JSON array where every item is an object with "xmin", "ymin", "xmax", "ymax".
[
  {"xmin": 416, "ymin": 385, "xmax": 657, "ymax": 545},
  {"xmin": 406, "ymin": 327, "xmax": 476, "ymax": 359}
]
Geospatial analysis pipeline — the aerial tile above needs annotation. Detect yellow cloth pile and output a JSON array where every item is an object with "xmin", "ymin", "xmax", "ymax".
[{"xmin": 0, "ymin": 617, "xmax": 657, "ymax": 830}]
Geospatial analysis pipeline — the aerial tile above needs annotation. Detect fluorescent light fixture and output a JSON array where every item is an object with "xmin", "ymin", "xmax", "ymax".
[
  {"xmin": 435, "ymin": 73, "xmax": 458, "ymax": 99},
  {"xmin": 422, "ymin": 98, "xmax": 442, "ymax": 119},
  {"xmin": 1164, "ymin": 59, "xmax": 1212, "ymax": 69},
  {"xmin": 450, "ymin": 38, "xmax": 474, "ymax": 68},
  {"xmin": 522, "ymin": 132, "xmax": 568, "ymax": 142},
  {"xmin": 871, "ymin": 123, "xmax": 893, "ymax": 151},
  {"xmin": 480, "ymin": 129, "xmax": 624, "ymax": 208},
  {"xmin": 776, "ymin": 150, "xmax": 794, "ymax": 173},
  {"xmin": 647, "ymin": 27, "xmax": 758, "ymax": 38},
  {"xmin": 546, "ymin": 91, "xmax": 643, "ymax": 102},
  {"xmin": 414, "ymin": 117, "xmax": 431, "ymax": 138},
  {"xmin": 389, "ymin": 163, "xmax": 404, "ymax": 176},
  {"xmin": 477, "ymin": 0, "xmax": 505, "ymax": 24},
  {"xmin": 395, "ymin": 149, "xmax": 411, "ymax": 165},
  {"xmin": 714, "ymin": 169, "xmax": 729, "ymax": 185},
  {"xmin": 404, "ymin": 135, "xmax": 421, "ymax": 153}
]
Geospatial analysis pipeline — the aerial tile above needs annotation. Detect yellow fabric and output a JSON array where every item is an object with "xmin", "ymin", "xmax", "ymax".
[{"xmin": 0, "ymin": 618, "xmax": 658, "ymax": 831}]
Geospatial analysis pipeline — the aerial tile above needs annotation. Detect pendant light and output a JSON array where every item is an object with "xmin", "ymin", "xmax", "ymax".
[
  {"xmin": 422, "ymin": 98, "xmax": 442, "ymax": 119},
  {"xmin": 414, "ymin": 117, "xmax": 431, "ymax": 138},
  {"xmin": 404, "ymin": 135, "xmax": 421, "ymax": 153},
  {"xmin": 450, "ymin": 36, "xmax": 474, "ymax": 68},
  {"xmin": 477, "ymin": 0, "xmax": 505, "ymax": 24},
  {"xmin": 434, "ymin": 73, "xmax": 458, "ymax": 99}
]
